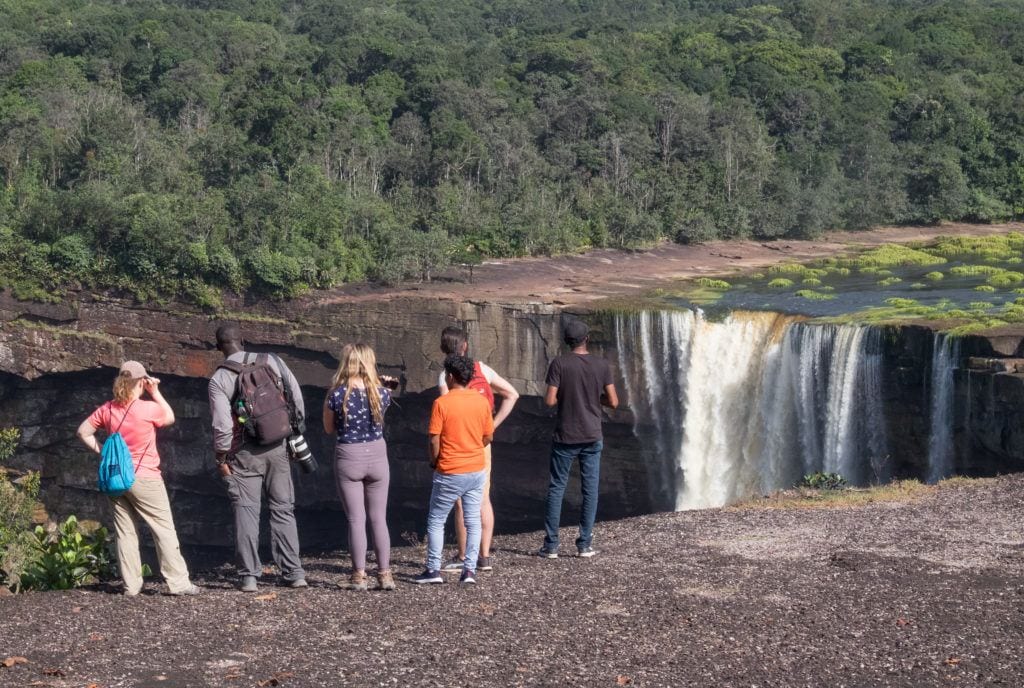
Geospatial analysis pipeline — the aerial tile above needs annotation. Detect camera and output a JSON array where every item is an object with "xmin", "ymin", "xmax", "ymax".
[{"xmin": 287, "ymin": 434, "xmax": 318, "ymax": 474}]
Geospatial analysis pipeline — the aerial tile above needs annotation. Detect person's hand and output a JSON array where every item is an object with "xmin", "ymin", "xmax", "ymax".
[
  {"xmin": 143, "ymin": 377, "xmax": 161, "ymax": 395},
  {"xmin": 218, "ymin": 463, "xmax": 232, "ymax": 477}
]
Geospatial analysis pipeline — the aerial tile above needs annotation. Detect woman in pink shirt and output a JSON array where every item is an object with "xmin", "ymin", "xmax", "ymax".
[{"xmin": 76, "ymin": 361, "xmax": 199, "ymax": 596}]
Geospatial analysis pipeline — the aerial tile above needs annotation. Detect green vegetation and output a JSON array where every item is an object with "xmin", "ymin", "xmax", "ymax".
[
  {"xmin": 0, "ymin": 429, "xmax": 113, "ymax": 592},
  {"xmin": 768, "ymin": 278, "xmax": 795, "ymax": 289},
  {"xmin": 925, "ymin": 271, "xmax": 945, "ymax": 281},
  {"xmin": 1, "ymin": 1, "xmax": 1024, "ymax": 302},
  {"xmin": 798, "ymin": 472, "xmax": 848, "ymax": 490},
  {"xmin": 794, "ymin": 289, "xmax": 835, "ymax": 300},
  {"xmin": 695, "ymin": 278, "xmax": 731, "ymax": 290}
]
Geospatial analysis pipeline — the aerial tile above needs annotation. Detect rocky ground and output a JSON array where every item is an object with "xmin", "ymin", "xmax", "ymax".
[{"xmin": 2, "ymin": 475, "xmax": 1023, "ymax": 688}]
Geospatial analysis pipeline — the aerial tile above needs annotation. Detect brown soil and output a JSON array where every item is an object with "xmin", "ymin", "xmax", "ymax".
[
  {"xmin": 2, "ymin": 475, "xmax": 1022, "ymax": 687},
  {"xmin": 312, "ymin": 222, "xmax": 1024, "ymax": 308}
]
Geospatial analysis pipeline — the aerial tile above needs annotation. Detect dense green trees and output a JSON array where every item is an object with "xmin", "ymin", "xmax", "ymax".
[{"xmin": 1, "ymin": 0, "xmax": 1023, "ymax": 303}]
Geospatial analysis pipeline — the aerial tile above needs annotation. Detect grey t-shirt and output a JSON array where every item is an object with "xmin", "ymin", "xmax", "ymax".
[{"xmin": 545, "ymin": 353, "xmax": 613, "ymax": 444}]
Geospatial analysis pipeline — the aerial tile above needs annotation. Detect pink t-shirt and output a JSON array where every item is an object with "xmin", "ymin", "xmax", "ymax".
[{"xmin": 87, "ymin": 400, "xmax": 170, "ymax": 479}]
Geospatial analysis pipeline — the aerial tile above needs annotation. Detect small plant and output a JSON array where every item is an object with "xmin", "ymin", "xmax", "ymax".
[
  {"xmin": 695, "ymin": 277, "xmax": 731, "ymax": 290},
  {"xmin": 799, "ymin": 472, "xmax": 848, "ymax": 490},
  {"xmin": 878, "ymin": 277, "xmax": 902, "ymax": 286},
  {"xmin": 768, "ymin": 278, "xmax": 794, "ymax": 289},
  {"xmin": 20, "ymin": 516, "xmax": 114, "ymax": 591},
  {"xmin": 794, "ymin": 289, "xmax": 835, "ymax": 300},
  {"xmin": 924, "ymin": 271, "xmax": 944, "ymax": 281}
]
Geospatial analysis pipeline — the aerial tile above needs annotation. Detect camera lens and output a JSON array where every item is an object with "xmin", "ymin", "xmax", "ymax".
[{"xmin": 287, "ymin": 434, "xmax": 318, "ymax": 474}]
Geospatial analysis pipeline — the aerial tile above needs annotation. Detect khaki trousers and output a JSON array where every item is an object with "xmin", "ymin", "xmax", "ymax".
[{"xmin": 110, "ymin": 478, "xmax": 192, "ymax": 594}]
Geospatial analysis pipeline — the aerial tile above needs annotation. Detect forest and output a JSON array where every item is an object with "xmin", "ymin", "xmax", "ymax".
[{"xmin": 1, "ymin": 0, "xmax": 1023, "ymax": 304}]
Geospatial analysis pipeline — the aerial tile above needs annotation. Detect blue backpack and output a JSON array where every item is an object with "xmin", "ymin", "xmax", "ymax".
[{"xmin": 97, "ymin": 402, "xmax": 141, "ymax": 497}]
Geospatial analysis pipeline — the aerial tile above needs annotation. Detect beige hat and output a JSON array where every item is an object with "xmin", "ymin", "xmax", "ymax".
[{"xmin": 119, "ymin": 360, "xmax": 149, "ymax": 379}]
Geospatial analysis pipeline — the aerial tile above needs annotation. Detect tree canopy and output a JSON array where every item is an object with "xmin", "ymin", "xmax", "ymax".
[{"xmin": 1, "ymin": 0, "xmax": 1022, "ymax": 304}]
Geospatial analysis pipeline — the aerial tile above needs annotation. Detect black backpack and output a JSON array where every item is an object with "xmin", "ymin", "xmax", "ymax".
[{"xmin": 218, "ymin": 353, "xmax": 295, "ymax": 446}]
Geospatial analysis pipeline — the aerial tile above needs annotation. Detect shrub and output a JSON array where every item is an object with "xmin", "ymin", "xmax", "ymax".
[
  {"xmin": 794, "ymin": 289, "xmax": 835, "ymax": 300},
  {"xmin": 768, "ymin": 278, "xmax": 794, "ymax": 288},
  {"xmin": 878, "ymin": 277, "xmax": 902, "ymax": 286},
  {"xmin": 20, "ymin": 516, "xmax": 114, "ymax": 591},
  {"xmin": 799, "ymin": 472, "xmax": 848, "ymax": 490},
  {"xmin": 974, "ymin": 285, "xmax": 997, "ymax": 292},
  {"xmin": 925, "ymin": 271, "xmax": 944, "ymax": 281},
  {"xmin": 0, "ymin": 429, "xmax": 38, "ymax": 592},
  {"xmin": 695, "ymin": 277, "xmax": 731, "ymax": 290}
]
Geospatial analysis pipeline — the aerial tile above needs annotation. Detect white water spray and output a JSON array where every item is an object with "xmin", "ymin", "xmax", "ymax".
[
  {"xmin": 615, "ymin": 310, "xmax": 891, "ymax": 509},
  {"xmin": 926, "ymin": 333, "xmax": 960, "ymax": 483}
]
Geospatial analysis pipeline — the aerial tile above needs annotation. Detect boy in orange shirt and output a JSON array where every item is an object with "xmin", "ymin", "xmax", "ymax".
[{"xmin": 414, "ymin": 355, "xmax": 494, "ymax": 585}]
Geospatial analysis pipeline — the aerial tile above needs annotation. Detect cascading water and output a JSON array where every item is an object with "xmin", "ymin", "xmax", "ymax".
[
  {"xmin": 926, "ymin": 333, "xmax": 961, "ymax": 483},
  {"xmin": 614, "ymin": 310, "xmax": 891, "ymax": 509}
]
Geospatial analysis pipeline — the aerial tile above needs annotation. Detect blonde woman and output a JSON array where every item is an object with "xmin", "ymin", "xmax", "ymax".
[
  {"xmin": 323, "ymin": 343, "xmax": 396, "ymax": 591},
  {"xmin": 76, "ymin": 361, "xmax": 199, "ymax": 596}
]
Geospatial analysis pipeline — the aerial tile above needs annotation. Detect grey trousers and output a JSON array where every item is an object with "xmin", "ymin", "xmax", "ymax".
[{"xmin": 221, "ymin": 442, "xmax": 305, "ymax": 581}]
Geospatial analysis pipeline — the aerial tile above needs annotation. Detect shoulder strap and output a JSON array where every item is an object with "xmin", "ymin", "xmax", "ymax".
[
  {"xmin": 217, "ymin": 360, "xmax": 246, "ymax": 374},
  {"xmin": 112, "ymin": 400, "xmax": 137, "ymax": 435},
  {"xmin": 270, "ymin": 354, "xmax": 298, "ymax": 425}
]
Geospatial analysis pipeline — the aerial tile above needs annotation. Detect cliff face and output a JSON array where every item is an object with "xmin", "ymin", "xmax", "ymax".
[
  {"xmin": 2, "ymin": 291, "xmax": 1023, "ymax": 553},
  {"xmin": 0, "ymin": 292, "xmax": 667, "ymax": 551}
]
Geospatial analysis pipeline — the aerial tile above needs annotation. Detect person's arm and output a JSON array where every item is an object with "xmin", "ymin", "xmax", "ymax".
[
  {"xmin": 76, "ymin": 418, "xmax": 101, "ymax": 454},
  {"xmin": 437, "ymin": 370, "xmax": 449, "ymax": 396},
  {"xmin": 145, "ymin": 378, "xmax": 175, "ymax": 426},
  {"xmin": 278, "ymin": 358, "xmax": 305, "ymax": 422},
  {"xmin": 323, "ymin": 395, "xmax": 336, "ymax": 435},
  {"xmin": 488, "ymin": 372, "xmax": 519, "ymax": 429},
  {"xmin": 543, "ymin": 358, "xmax": 560, "ymax": 408},
  {"xmin": 601, "ymin": 383, "xmax": 619, "ymax": 409},
  {"xmin": 208, "ymin": 374, "xmax": 235, "ymax": 476},
  {"xmin": 427, "ymin": 399, "xmax": 443, "ymax": 468},
  {"xmin": 429, "ymin": 434, "xmax": 440, "ymax": 468},
  {"xmin": 482, "ymin": 432, "xmax": 493, "ymax": 447}
]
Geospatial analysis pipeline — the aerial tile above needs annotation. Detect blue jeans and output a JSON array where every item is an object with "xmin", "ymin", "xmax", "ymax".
[
  {"xmin": 543, "ymin": 440, "xmax": 603, "ymax": 551},
  {"xmin": 425, "ymin": 469, "xmax": 486, "ymax": 572}
]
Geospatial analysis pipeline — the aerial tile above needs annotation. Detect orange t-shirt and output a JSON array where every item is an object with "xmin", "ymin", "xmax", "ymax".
[
  {"xmin": 87, "ymin": 400, "xmax": 170, "ymax": 480},
  {"xmin": 428, "ymin": 388, "xmax": 494, "ymax": 475}
]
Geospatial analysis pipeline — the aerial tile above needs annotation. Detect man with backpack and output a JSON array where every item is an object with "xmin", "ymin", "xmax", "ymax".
[{"xmin": 208, "ymin": 324, "xmax": 307, "ymax": 592}]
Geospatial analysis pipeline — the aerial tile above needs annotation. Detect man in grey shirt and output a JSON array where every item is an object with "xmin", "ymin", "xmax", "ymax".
[{"xmin": 208, "ymin": 324, "xmax": 307, "ymax": 592}]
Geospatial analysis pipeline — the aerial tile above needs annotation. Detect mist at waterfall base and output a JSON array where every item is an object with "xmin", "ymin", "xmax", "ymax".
[{"xmin": 613, "ymin": 310, "xmax": 960, "ymax": 509}]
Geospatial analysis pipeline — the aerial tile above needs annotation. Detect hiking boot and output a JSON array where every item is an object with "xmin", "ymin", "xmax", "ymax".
[
  {"xmin": 459, "ymin": 569, "xmax": 477, "ymax": 585},
  {"xmin": 412, "ymin": 569, "xmax": 443, "ymax": 584},
  {"xmin": 123, "ymin": 586, "xmax": 143, "ymax": 597},
  {"xmin": 238, "ymin": 576, "xmax": 258, "ymax": 593},
  {"xmin": 377, "ymin": 570, "xmax": 396, "ymax": 591},
  {"xmin": 441, "ymin": 557, "xmax": 465, "ymax": 572},
  {"xmin": 577, "ymin": 546, "xmax": 597, "ymax": 558},
  {"xmin": 537, "ymin": 546, "xmax": 559, "ymax": 559},
  {"xmin": 340, "ymin": 571, "xmax": 368, "ymax": 591},
  {"xmin": 167, "ymin": 584, "xmax": 202, "ymax": 596},
  {"xmin": 286, "ymin": 578, "xmax": 308, "ymax": 589},
  {"xmin": 477, "ymin": 555, "xmax": 493, "ymax": 572}
]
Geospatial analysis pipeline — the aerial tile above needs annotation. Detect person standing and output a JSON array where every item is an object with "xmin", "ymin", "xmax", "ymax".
[
  {"xmin": 77, "ymin": 361, "xmax": 200, "ymax": 596},
  {"xmin": 323, "ymin": 343, "xmax": 396, "ymax": 592},
  {"xmin": 436, "ymin": 326, "xmax": 519, "ymax": 573},
  {"xmin": 414, "ymin": 355, "xmax": 494, "ymax": 585},
  {"xmin": 539, "ymin": 319, "xmax": 618, "ymax": 559},
  {"xmin": 208, "ymin": 324, "xmax": 307, "ymax": 592}
]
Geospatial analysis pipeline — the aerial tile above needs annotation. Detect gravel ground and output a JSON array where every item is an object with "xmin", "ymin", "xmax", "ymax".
[{"xmin": 2, "ymin": 476, "xmax": 1023, "ymax": 688}]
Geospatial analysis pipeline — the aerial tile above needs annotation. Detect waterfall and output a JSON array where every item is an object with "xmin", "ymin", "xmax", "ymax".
[
  {"xmin": 926, "ymin": 333, "xmax": 960, "ymax": 483},
  {"xmin": 614, "ymin": 310, "xmax": 890, "ymax": 509}
]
